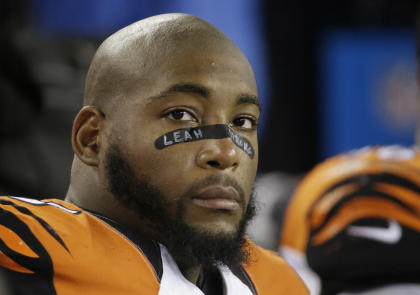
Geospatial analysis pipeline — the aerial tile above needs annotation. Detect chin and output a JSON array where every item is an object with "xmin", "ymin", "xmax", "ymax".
[{"xmin": 191, "ymin": 219, "xmax": 241, "ymax": 236}]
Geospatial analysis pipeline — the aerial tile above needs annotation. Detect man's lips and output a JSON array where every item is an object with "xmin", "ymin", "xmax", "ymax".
[{"xmin": 192, "ymin": 186, "xmax": 240, "ymax": 211}]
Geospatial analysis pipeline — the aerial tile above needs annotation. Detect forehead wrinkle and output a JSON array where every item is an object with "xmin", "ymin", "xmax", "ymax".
[
  {"xmin": 146, "ymin": 82, "xmax": 210, "ymax": 103},
  {"xmin": 237, "ymin": 94, "xmax": 260, "ymax": 111},
  {"xmin": 168, "ymin": 83, "xmax": 209, "ymax": 98}
]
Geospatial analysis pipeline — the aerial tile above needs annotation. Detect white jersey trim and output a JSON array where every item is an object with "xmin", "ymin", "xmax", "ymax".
[{"xmin": 158, "ymin": 244, "xmax": 253, "ymax": 295}]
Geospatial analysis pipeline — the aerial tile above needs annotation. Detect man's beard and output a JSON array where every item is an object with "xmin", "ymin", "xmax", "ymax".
[{"xmin": 104, "ymin": 144, "xmax": 257, "ymax": 270}]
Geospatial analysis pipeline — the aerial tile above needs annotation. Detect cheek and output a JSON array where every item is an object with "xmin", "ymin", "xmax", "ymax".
[
  {"xmin": 241, "ymin": 159, "xmax": 258, "ymax": 194},
  {"xmin": 130, "ymin": 143, "xmax": 198, "ymax": 190},
  {"xmin": 236, "ymin": 148, "xmax": 258, "ymax": 202},
  {"xmin": 153, "ymin": 150, "xmax": 195, "ymax": 175}
]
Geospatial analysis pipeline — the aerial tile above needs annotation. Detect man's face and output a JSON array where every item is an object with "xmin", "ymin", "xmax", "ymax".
[{"xmin": 101, "ymin": 43, "xmax": 259, "ymax": 239}]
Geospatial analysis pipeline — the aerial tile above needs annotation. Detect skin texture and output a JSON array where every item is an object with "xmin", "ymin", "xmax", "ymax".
[{"xmin": 65, "ymin": 13, "xmax": 259, "ymax": 284}]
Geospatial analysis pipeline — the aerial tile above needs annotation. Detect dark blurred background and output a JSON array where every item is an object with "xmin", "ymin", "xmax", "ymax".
[{"xmin": 1, "ymin": 0, "xmax": 419, "ymax": 247}]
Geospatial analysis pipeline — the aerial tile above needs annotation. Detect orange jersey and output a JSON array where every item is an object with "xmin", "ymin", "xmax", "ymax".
[
  {"xmin": 0, "ymin": 196, "xmax": 308, "ymax": 295},
  {"xmin": 279, "ymin": 145, "xmax": 420, "ymax": 294}
]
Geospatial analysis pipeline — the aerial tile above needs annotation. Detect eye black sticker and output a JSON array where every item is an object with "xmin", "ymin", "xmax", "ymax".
[{"xmin": 154, "ymin": 124, "xmax": 254, "ymax": 159}]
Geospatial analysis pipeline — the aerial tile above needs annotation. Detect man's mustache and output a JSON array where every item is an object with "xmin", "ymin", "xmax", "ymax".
[{"xmin": 181, "ymin": 174, "xmax": 246, "ymax": 210}]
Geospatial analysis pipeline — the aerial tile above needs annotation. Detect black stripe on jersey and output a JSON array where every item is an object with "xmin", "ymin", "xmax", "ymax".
[
  {"xmin": 230, "ymin": 264, "xmax": 257, "ymax": 295},
  {"xmin": 9, "ymin": 196, "xmax": 82, "ymax": 215},
  {"xmin": 0, "ymin": 199, "xmax": 70, "ymax": 253},
  {"xmin": 0, "ymin": 207, "xmax": 57, "ymax": 295},
  {"xmin": 309, "ymin": 172, "xmax": 420, "ymax": 233},
  {"xmin": 317, "ymin": 172, "xmax": 420, "ymax": 207},
  {"xmin": 85, "ymin": 209, "xmax": 164, "ymax": 281}
]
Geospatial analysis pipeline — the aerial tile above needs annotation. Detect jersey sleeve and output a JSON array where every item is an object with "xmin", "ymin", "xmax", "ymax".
[{"xmin": 0, "ymin": 196, "xmax": 79, "ymax": 294}]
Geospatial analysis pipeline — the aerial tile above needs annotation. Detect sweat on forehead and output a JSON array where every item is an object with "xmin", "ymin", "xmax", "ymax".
[{"xmin": 83, "ymin": 13, "xmax": 244, "ymax": 110}]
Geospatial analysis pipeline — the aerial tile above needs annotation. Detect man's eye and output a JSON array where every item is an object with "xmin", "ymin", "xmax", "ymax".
[
  {"xmin": 232, "ymin": 117, "xmax": 257, "ymax": 129},
  {"xmin": 167, "ymin": 109, "xmax": 197, "ymax": 122}
]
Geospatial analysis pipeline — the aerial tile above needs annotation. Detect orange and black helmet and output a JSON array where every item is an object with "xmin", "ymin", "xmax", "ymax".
[{"xmin": 280, "ymin": 146, "xmax": 420, "ymax": 294}]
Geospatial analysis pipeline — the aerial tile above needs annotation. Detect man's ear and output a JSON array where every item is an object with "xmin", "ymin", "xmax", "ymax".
[{"xmin": 72, "ymin": 106, "xmax": 105, "ymax": 166}]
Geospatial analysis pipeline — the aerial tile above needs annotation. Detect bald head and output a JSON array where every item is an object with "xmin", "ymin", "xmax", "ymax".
[{"xmin": 84, "ymin": 13, "xmax": 252, "ymax": 113}]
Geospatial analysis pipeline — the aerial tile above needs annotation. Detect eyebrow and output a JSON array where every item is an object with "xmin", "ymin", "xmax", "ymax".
[
  {"xmin": 148, "ymin": 82, "xmax": 260, "ymax": 110},
  {"xmin": 148, "ymin": 83, "xmax": 209, "ymax": 102},
  {"xmin": 237, "ymin": 94, "xmax": 260, "ymax": 110}
]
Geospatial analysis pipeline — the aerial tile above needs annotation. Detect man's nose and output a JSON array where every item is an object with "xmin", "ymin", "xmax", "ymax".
[{"xmin": 195, "ymin": 138, "xmax": 240, "ymax": 170}]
